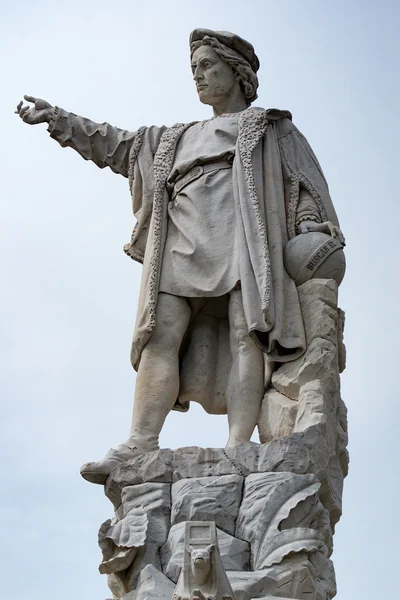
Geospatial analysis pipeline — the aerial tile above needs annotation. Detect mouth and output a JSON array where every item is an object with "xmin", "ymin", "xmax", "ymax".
[{"xmin": 196, "ymin": 84, "xmax": 207, "ymax": 91}]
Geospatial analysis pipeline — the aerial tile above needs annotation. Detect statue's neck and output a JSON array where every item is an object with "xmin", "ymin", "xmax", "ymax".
[{"xmin": 212, "ymin": 94, "xmax": 247, "ymax": 117}]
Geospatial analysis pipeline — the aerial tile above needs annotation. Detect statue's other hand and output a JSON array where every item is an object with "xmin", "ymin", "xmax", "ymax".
[
  {"xmin": 299, "ymin": 220, "xmax": 345, "ymax": 246},
  {"xmin": 15, "ymin": 95, "xmax": 53, "ymax": 125}
]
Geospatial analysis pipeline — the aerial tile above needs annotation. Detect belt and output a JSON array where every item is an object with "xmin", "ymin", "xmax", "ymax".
[{"xmin": 170, "ymin": 160, "xmax": 232, "ymax": 200}]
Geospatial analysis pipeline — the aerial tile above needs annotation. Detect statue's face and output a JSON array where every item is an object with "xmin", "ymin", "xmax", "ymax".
[{"xmin": 191, "ymin": 45, "xmax": 240, "ymax": 107}]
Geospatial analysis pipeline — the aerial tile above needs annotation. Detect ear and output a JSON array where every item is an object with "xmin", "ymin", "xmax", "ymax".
[
  {"xmin": 186, "ymin": 544, "xmax": 193, "ymax": 554},
  {"xmin": 205, "ymin": 544, "xmax": 215, "ymax": 554}
]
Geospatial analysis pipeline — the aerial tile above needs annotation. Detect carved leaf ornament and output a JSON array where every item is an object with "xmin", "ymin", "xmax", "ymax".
[{"xmin": 254, "ymin": 474, "xmax": 325, "ymax": 569}]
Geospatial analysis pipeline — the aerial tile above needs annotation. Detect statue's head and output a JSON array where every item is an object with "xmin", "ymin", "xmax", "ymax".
[{"xmin": 190, "ymin": 29, "xmax": 259, "ymax": 109}]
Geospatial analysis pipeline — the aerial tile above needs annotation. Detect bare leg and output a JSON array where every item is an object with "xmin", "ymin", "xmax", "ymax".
[
  {"xmin": 226, "ymin": 289, "xmax": 264, "ymax": 446},
  {"xmin": 129, "ymin": 292, "xmax": 191, "ymax": 449},
  {"xmin": 80, "ymin": 293, "xmax": 190, "ymax": 483}
]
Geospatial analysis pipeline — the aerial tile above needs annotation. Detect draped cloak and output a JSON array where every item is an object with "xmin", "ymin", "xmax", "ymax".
[{"xmin": 49, "ymin": 106, "xmax": 340, "ymax": 415}]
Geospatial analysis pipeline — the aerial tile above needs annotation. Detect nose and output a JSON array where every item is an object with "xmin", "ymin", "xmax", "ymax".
[{"xmin": 193, "ymin": 66, "xmax": 204, "ymax": 82}]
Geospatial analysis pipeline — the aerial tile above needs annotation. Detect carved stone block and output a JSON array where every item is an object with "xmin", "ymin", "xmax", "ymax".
[
  {"xmin": 161, "ymin": 522, "xmax": 250, "ymax": 582},
  {"xmin": 236, "ymin": 472, "xmax": 324, "ymax": 570},
  {"xmin": 297, "ymin": 279, "xmax": 338, "ymax": 347},
  {"xmin": 105, "ymin": 452, "xmax": 174, "ymax": 507},
  {"xmin": 122, "ymin": 483, "xmax": 171, "ymax": 545},
  {"xmin": 258, "ymin": 388, "xmax": 298, "ymax": 443},
  {"xmin": 171, "ymin": 474, "xmax": 243, "ymax": 535},
  {"xmin": 173, "ymin": 521, "xmax": 236, "ymax": 600},
  {"xmin": 172, "ymin": 447, "xmax": 244, "ymax": 481},
  {"xmin": 228, "ymin": 552, "xmax": 326, "ymax": 600},
  {"xmin": 120, "ymin": 564, "xmax": 175, "ymax": 600}
]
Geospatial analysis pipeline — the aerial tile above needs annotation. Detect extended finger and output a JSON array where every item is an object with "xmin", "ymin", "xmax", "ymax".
[
  {"xmin": 21, "ymin": 108, "xmax": 33, "ymax": 122},
  {"xmin": 15, "ymin": 100, "xmax": 23, "ymax": 114},
  {"xmin": 24, "ymin": 94, "xmax": 37, "ymax": 103},
  {"xmin": 19, "ymin": 105, "xmax": 30, "ymax": 118}
]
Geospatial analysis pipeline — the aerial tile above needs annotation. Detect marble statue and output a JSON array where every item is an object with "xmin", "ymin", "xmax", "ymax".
[
  {"xmin": 17, "ymin": 29, "xmax": 348, "ymax": 600},
  {"xmin": 16, "ymin": 28, "xmax": 344, "ymax": 480}
]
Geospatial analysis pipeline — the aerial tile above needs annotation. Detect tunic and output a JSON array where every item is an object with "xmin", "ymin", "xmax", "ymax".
[{"xmin": 159, "ymin": 114, "xmax": 240, "ymax": 297}]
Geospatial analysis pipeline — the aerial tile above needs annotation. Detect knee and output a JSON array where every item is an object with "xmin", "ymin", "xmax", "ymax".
[
  {"xmin": 150, "ymin": 295, "xmax": 191, "ymax": 349},
  {"xmin": 229, "ymin": 314, "xmax": 263, "ymax": 360}
]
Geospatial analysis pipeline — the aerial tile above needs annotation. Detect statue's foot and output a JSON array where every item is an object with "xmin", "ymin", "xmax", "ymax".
[{"xmin": 80, "ymin": 441, "xmax": 150, "ymax": 485}]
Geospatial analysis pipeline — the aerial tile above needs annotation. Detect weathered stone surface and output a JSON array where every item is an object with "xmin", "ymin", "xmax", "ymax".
[
  {"xmin": 228, "ymin": 553, "xmax": 322, "ymax": 600},
  {"xmin": 120, "ymin": 564, "xmax": 174, "ymax": 600},
  {"xmin": 249, "ymin": 597, "xmax": 294, "ymax": 600},
  {"xmin": 224, "ymin": 442, "xmax": 260, "ymax": 476},
  {"xmin": 309, "ymin": 551, "xmax": 337, "ymax": 599},
  {"xmin": 123, "ymin": 543, "xmax": 163, "ymax": 595},
  {"xmin": 258, "ymin": 388, "xmax": 298, "ymax": 443},
  {"xmin": 105, "ymin": 451, "xmax": 174, "ymax": 507},
  {"xmin": 104, "ymin": 483, "xmax": 171, "ymax": 595},
  {"xmin": 171, "ymin": 474, "xmax": 243, "ymax": 535},
  {"xmin": 319, "ymin": 455, "xmax": 345, "ymax": 527},
  {"xmin": 161, "ymin": 522, "xmax": 250, "ymax": 582},
  {"xmin": 336, "ymin": 397, "xmax": 349, "ymax": 461},
  {"xmin": 236, "ymin": 472, "xmax": 323, "ymax": 570},
  {"xmin": 257, "ymin": 425, "xmax": 330, "ymax": 477},
  {"xmin": 98, "ymin": 509, "xmax": 148, "ymax": 574},
  {"xmin": 172, "ymin": 447, "xmax": 243, "ymax": 481},
  {"xmin": 280, "ymin": 493, "xmax": 332, "ymax": 554},
  {"xmin": 337, "ymin": 307, "xmax": 346, "ymax": 373},
  {"xmin": 272, "ymin": 338, "xmax": 338, "ymax": 403},
  {"xmin": 294, "ymin": 356, "xmax": 340, "ymax": 437},
  {"xmin": 297, "ymin": 279, "xmax": 338, "ymax": 347},
  {"xmin": 106, "ymin": 446, "xmax": 262, "ymax": 507},
  {"xmin": 121, "ymin": 483, "xmax": 171, "ymax": 545},
  {"xmin": 294, "ymin": 380, "xmax": 328, "ymax": 432}
]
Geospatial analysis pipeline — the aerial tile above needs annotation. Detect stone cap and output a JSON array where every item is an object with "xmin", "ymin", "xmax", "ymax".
[{"xmin": 190, "ymin": 28, "xmax": 260, "ymax": 72}]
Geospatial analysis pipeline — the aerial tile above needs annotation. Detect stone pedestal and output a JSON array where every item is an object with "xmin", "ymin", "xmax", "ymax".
[{"xmin": 94, "ymin": 280, "xmax": 348, "ymax": 600}]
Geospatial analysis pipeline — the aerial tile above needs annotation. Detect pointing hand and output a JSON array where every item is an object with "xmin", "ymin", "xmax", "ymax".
[{"xmin": 15, "ymin": 95, "xmax": 54, "ymax": 125}]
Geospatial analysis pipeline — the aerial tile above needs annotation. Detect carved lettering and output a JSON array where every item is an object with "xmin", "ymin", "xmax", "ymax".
[{"xmin": 306, "ymin": 242, "xmax": 337, "ymax": 271}]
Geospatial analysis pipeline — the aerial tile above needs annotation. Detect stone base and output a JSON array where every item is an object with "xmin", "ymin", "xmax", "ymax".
[
  {"xmin": 93, "ymin": 280, "xmax": 347, "ymax": 600},
  {"xmin": 99, "ymin": 434, "xmax": 342, "ymax": 600}
]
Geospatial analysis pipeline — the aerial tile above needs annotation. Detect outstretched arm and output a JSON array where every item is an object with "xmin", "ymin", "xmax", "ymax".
[{"xmin": 16, "ymin": 95, "xmax": 136, "ymax": 178}]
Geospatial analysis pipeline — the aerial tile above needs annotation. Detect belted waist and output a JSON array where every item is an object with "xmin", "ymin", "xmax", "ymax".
[{"xmin": 170, "ymin": 160, "xmax": 232, "ymax": 200}]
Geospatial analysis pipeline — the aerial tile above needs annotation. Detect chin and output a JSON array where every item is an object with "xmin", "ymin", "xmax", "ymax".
[{"xmin": 197, "ymin": 89, "xmax": 213, "ymax": 106}]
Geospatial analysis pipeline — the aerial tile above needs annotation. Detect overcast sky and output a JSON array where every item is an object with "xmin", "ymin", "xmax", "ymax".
[{"xmin": 1, "ymin": 1, "xmax": 399, "ymax": 598}]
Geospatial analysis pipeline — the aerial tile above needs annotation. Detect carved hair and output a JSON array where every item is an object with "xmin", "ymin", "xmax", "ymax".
[{"xmin": 190, "ymin": 36, "xmax": 259, "ymax": 105}]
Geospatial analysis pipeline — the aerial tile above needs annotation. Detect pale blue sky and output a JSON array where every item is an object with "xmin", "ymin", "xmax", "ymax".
[{"xmin": 1, "ymin": 1, "xmax": 399, "ymax": 598}]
